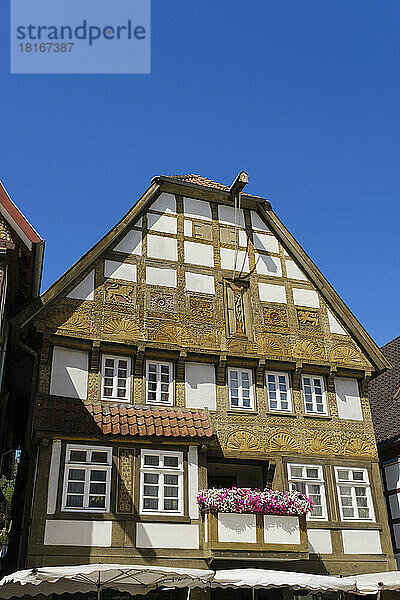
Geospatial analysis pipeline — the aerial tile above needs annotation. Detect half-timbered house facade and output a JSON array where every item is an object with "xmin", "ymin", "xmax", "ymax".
[{"xmin": 11, "ymin": 173, "xmax": 396, "ymax": 577}]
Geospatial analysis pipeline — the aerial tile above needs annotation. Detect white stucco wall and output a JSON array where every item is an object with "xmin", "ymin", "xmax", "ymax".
[
  {"xmin": 185, "ymin": 272, "xmax": 215, "ymax": 294},
  {"xmin": 185, "ymin": 362, "xmax": 217, "ymax": 410},
  {"xmin": 184, "ymin": 241, "xmax": 214, "ymax": 267},
  {"xmin": 104, "ymin": 260, "xmax": 137, "ymax": 282},
  {"xmin": 327, "ymin": 309, "xmax": 347, "ymax": 335},
  {"xmin": 285, "ymin": 260, "xmax": 308, "ymax": 281},
  {"xmin": 113, "ymin": 229, "xmax": 142, "ymax": 255},
  {"xmin": 220, "ymin": 248, "xmax": 249, "ymax": 272},
  {"xmin": 253, "ymin": 232, "xmax": 279, "ymax": 254},
  {"xmin": 251, "ymin": 211, "xmax": 270, "ymax": 232},
  {"xmin": 258, "ymin": 283, "xmax": 287, "ymax": 303},
  {"xmin": 67, "ymin": 270, "xmax": 95, "ymax": 301},
  {"xmin": 334, "ymin": 377, "xmax": 363, "ymax": 421},
  {"xmin": 188, "ymin": 446, "xmax": 199, "ymax": 519},
  {"xmin": 183, "ymin": 197, "xmax": 212, "ymax": 221},
  {"xmin": 263, "ymin": 515, "xmax": 300, "ymax": 545},
  {"xmin": 50, "ymin": 347, "xmax": 88, "ymax": 399},
  {"xmin": 184, "ymin": 220, "xmax": 193, "ymax": 237},
  {"xmin": 292, "ymin": 288, "xmax": 320, "ymax": 308},
  {"xmin": 218, "ymin": 513, "xmax": 257, "ymax": 543},
  {"xmin": 308, "ymin": 529, "xmax": 332, "ymax": 554},
  {"xmin": 150, "ymin": 192, "xmax": 176, "ymax": 214},
  {"xmin": 147, "ymin": 234, "xmax": 177, "ymax": 261},
  {"xmin": 44, "ymin": 520, "xmax": 112, "ymax": 547},
  {"xmin": 147, "ymin": 213, "xmax": 177, "ymax": 235},
  {"xmin": 47, "ymin": 439, "xmax": 61, "ymax": 515},
  {"xmin": 218, "ymin": 205, "xmax": 245, "ymax": 228},
  {"xmin": 136, "ymin": 523, "xmax": 199, "ymax": 549},
  {"xmin": 341, "ymin": 530, "xmax": 382, "ymax": 554},
  {"xmin": 255, "ymin": 253, "xmax": 282, "ymax": 277},
  {"xmin": 146, "ymin": 266, "xmax": 177, "ymax": 287}
]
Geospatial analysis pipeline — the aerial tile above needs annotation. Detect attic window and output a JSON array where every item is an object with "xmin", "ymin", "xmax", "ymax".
[{"xmin": 225, "ymin": 280, "xmax": 250, "ymax": 338}]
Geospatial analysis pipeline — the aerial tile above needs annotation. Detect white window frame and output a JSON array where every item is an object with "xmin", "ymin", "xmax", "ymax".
[
  {"xmin": 62, "ymin": 444, "xmax": 112, "ymax": 513},
  {"xmin": 101, "ymin": 354, "xmax": 131, "ymax": 402},
  {"xmin": 265, "ymin": 371, "xmax": 292, "ymax": 412},
  {"xmin": 287, "ymin": 463, "xmax": 327, "ymax": 521},
  {"xmin": 334, "ymin": 466, "xmax": 375, "ymax": 522},
  {"xmin": 145, "ymin": 360, "xmax": 174, "ymax": 405},
  {"xmin": 301, "ymin": 374, "xmax": 328, "ymax": 415},
  {"xmin": 227, "ymin": 367, "xmax": 255, "ymax": 410},
  {"xmin": 140, "ymin": 449, "xmax": 184, "ymax": 515}
]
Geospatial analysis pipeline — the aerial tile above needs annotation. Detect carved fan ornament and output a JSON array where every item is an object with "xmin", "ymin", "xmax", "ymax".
[
  {"xmin": 292, "ymin": 339, "xmax": 325, "ymax": 360},
  {"xmin": 103, "ymin": 316, "xmax": 140, "ymax": 338},
  {"xmin": 329, "ymin": 344, "xmax": 365, "ymax": 365},
  {"xmin": 268, "ymin": 432, "xmax": 299, "ymax": 452},
  {"xmin": 225, "ymin": 430, "xmax": 262, "ymax": 452},
  {"xmin": 49, "ymin": 309, "xmax": 92, "ymax": 334},
  {"xmin": 343, "ymin": 437, "xmax": 376, "ymax": 456},
  {"xmin": 306, "ymin": 433, "xmax": 338, "ymax": 455},
  {"xmin": 258, "ymin": 335, "xmax": 287, "ymax": 357},
  {"xmin": 152, "ymin": 324, "xmax": 197, "ymax": 347}
]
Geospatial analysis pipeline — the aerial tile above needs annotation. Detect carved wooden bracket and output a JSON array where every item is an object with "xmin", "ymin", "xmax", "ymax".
[
  {"xmin": 256, "ymin": 358, "xmax": 266, "ymax": 387},
  {"xmin": 41, "ymin": 333, "xmax": 51, "ymax": 363},
  {"xmin": 90, "ymin": 340, "xmax": 101, "ymax": 372},
  {"xmin": 292, "ymin": 362, "xmax": 303, "ymax": 388},
  {"xmin": 216, "ymin": 354, "xmax": 227, "ymax": 386},
  {"xmin": 176, "ymin": 351, "xmax": 187, "ymax": 381},
  {"xmin": 327, "ymin": 366, "xmax": 337, "ymax": 392},
  {"xmin": 134, "ymin": 345, "xmax": 145, "ymax": 377}
]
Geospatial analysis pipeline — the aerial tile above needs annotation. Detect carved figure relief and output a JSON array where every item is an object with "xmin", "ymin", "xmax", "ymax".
[
  {"xmin": 105, "ymin": 282, "xmax": 135, "ymax": 303},
  {"xmin": 297, "ymin": 309, "xmax": 320, "ymax": 329},
  {"xmin": 225, "ymin": 429, "xmax": 262, "ymax": 452},
  {"xmin": 263, "ymin": 307, "xmax": 288, "ymax": 327}
]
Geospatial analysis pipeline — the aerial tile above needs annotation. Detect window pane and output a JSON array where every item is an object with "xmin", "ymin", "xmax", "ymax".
[
  {"xmin": 68, "ymin": 468, "xmax": 85, "ymax": 480},
  {"xmin": 69, "ymin": 450, "xmax": 87, "ymax": 463},
  {"xmin": 290, "ymin": 466, "xmax": 303, "ymax": 478},
  {"xmin": 164, "ymin": 486, "xmax": 179, "ymax": 498},
  {"xmin": 143, "ymin": 498, "xmax": 158, "ymax": 510},
  {"xmin": 91, "ymin": 470, "xmax": 107, "ymax": 482},
  {"xmin": 306, "ymin": 468, "xmax": 319, "ymax": 479},
  {"xmin": 353, "ymin": 470, "xmax": 365, "ymax": 481},
  {"xmin": 67, "ymin": 481, "xmax": 84, "ymax": 493},
  {"xmin": 164, "ymin": 456, "xmax": 179, "ymax": 467},
  {"xmin": 105, "ymin": 359, "xmax": 114, "ymax": 367},
  {"xmin": 91, "ymin": 451, "xmax": 109, "ymax": 464},
  {"xmin": 144, "ymin": 455, "xmax": 159, "ymax": 466},
  {"xmin": 66, "ymin": 495, "xmax": 84, "ymax": 508},
  {"xmin": 164, "ymin": 499, "xmax": 178, "ymax": 510},
  {"xmin": 90, "ymin": 482, "xmax": 106, "ymax": 494},
  {"xmin": 89, "ymin": 496, "xmax": 106, "ymax": 509},
  {"xmin": 144, "ymin": 473, "xmax": 159, "ymax": 484},
  {"xmin": 337, "ymin": 469, "xmax": 349, "ymax": 480},
  {"xmin": 144, "ymin": 486, "xmax": 159, "ymax": 496}
]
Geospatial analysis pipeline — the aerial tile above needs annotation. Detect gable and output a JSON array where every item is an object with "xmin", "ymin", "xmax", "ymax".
[{"xmin": 20, "ymin": 177, "xmax": 388, "ymax": 373}]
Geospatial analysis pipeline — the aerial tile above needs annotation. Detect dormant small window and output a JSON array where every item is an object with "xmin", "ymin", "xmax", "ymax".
[
  {"xmin": 140, "ymin": 450, "xmax": 183, "ymax": 514},
  {"xmin": 302, "ymin": 375, "xmax": 327, "ymax": 415},
  {"xmin": 228, "ymin": 368, "xmax": 254, "ymax": 410},
  {"xmin": 62, "ymin": 445, "xmax": 112, "ymax": 512},
  {"xmin": 288, "ymin": 463, "xmax": 327, "ymax": 520},
  {"xmin": 335, "ymin": 467, "xmax": 374, "ymax": 522},
  {"xmin": 266, "ymin": 371, "xmax": 291, "ymax": 412},
  {"xmin": 101, "ymin": 355, "xmax": 131, "ymax": 401},
  {"xmin": 146, "ymin": 360, "xmax": 173, "ymax": 405}
]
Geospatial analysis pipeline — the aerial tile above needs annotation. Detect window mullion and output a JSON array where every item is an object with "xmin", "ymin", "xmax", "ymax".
[
  {"xmin": 84, "ymin": 467, "xmax": 90, "ymax": 509},
  {"xmin": 112, "ymin": 359, "xmax": 117, "ymax": 398}
]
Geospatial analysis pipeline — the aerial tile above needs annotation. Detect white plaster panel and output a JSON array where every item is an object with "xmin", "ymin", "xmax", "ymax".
[
  {"xmin": 47, "ymin": 440, "xmax": 61, "ymax": 515},
  {"xmin": 44, "ymin": 520, "xmax": 112, "ymax": 547},
  {"xmin": 394, "ymin": 524, "xmax": 400, "ymax": 549},
  {"xmin": 184, "ymin": 220, "xmax": 193, "ymax": 237},
  {"xmin": 253, "ymin": 233, "xmax": 279, "ymax": 254},
  {"xmin": 104, "ymin": 260, "xmax": 137, "ymax": 282},
  {"xmin": 258, "ymin": 283, "xmax": 287, "ymax": 303},
  {"xmin": 308, "ymin": 529, "xmax": 332, "ymax": 554},
  {"xmin": 184, "ymin": 197, "xmax": 212, "ymax": 221},
  {"xmin": 341, "ymin": 530, "xmax": 382, "ymax": 554},
  {"xmin": 146, "ymin": 266, "xmax": 176, "ymax": 288},
  {"xmin": 327, "ymin": 309, "xmax": 347, "ymax": 335},
  {"xmin": 150, "ymin": 192, "xmax": 176, "ymax": 214},
  {"xmin": 188, "ymin": 446, "xmax": 199, "ymax": 519},
  {"xmin": 384, "ymin": 463, "xmax": 400, "ymax": 491},
  {"xmin": 185, "ymin": 362, "xmax": 217, "ymax": 410},
  {"xmin": 396, "ymin": 553, "xmax": 400, "ymax": 569},
  {"xmin": 185, "ymin": 272, "xmax": 215, "ymax": 294},
  {"xmin": 255, "ymin": 253, "xmax": 282, "ymax": 277},
  {"xmin": 389, "ymin": 493, "xmax": 400, "ymax": 519},
  {"xmin": 293, "ymin": 288, "xmax": 320, "ymax": 308},
  {"xmin": 239, "ymin": 229, "xmax": 248, "ymax": 247},
  {"xmin": 147, "ymin": 213, "xmax": 177, "ymax": 235},
  {"xmin": 220, "ymin": 248, "xmax": 249, "ymax": 272},
  {"xmin": 147, "ymin": 234, "xmax": 177, "ymax": 261},
  {"xmin": 263, "ymin": 515, "xmax": 300, "ymax": 545},
  {"xmin": 67, "ymin": 270, "xmax": 94, "ymax": 301},
  {"xmin": 218, "ymin": 513, "xmax": 257, "ymax": 543},
  {"xmin": 50, "ymin": 347, "xmax": 88, "ymax": 400},
  {"xmin": 113, "ymin": 229, "xmax": 142, "ymax": 255},
  {"xmin": 251, "ymin": 211, "xmax": 270, "ymax": 232},
  {"xmin": 136, "ymin": 523, "xmax": 199, "ymax": 549},
  {"xmin": 286, "ymin": 260, "xmax": 308, "ymax": 281},
  {"xmin": 218, "ymin": 205, "xmax": 245, "ymax": 228},
  {"xmin": 184, "ymin": 241, "xmax": 214, "ymax": 267},
  {"xmin": 334, "ymin": 377, "xmax": 363, "ymax": 421}
]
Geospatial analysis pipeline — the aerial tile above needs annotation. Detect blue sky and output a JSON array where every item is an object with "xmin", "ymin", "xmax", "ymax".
[{"xmin": 0, "ymin": 1, "xmax": 399, "ymax": 346}]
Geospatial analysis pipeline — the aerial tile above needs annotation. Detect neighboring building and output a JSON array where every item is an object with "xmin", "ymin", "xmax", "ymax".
[
  {"xmin": 10, "ymin": 173, "xmax": 395, "ymax": 578},
  {"xmin": 0, "ymin": 182, "xmax": 44, "ymax": 570},
  {"xmin": 369, "ymin": 336, "xmax": 400, "ymax": 567}
]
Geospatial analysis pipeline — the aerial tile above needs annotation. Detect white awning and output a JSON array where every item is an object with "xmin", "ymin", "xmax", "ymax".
[
  {"xmin": 212, "ymin": 569, "xmax": 357, "ymax": 593},
  {"xmin": 0, "ymin": 564, "xmax": 214, "ymax": 599},
  {"xmin": 344, "ymin": 571, "xmax": 400, "ymax": 595}
]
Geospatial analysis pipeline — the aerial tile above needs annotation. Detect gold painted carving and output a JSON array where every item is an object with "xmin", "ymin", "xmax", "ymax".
[
  {"xmin": 305, "ymin": 432, "xmax": 338, "ymax": 455},
  {"xmin": 297, "ymin": 309, "xmax": 320, "ymax": 329},
  {"xmin": 47, "ymin": 308, "xmax": 93, "ymax": 334},
  {"xmin": 189, "ymin": 296, "xmax": 215, "ymax": 321},
  {"xmin": 152, "ymin": 323, "xmax": 197, "ymax": 346},
  {"xmin": 268, "ymin": 432, "xmax": 299, "ymax": 452},
  {"xmin": 292, "ymin": 339, "xmax": 325, "ymax": 360},
  {"xmin": 225, "ymin": 429, "xmax": 262, "ymax": 452},
  {"xmin": 105, "ymin": 282, "xmax": 135, "ymax": 303},
  {"xmin": 263, "ymin": 307, "xmax": 288, "ymax": 327},
  {"xmin": 148, "ymin": 291, "xmax": 176, "ymax": 312},
  {"xmin": 117, "ymin": 449, "xmax": 134, "ymax": 513},
  {"xmin": 258, "ymin": 335, "xmax": 287, "ymax": 356},
  {"xmin": 103, "ymin": 316, "xmax": 140, "ymax": 338},
  {"xmin": 343, "ymin": 437, "xmax": 376, "ymax": 456},
  {"xmin": 329, "ymin": 344, "xmax": 365, "ymax": 365}
]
